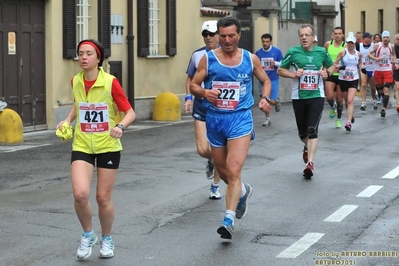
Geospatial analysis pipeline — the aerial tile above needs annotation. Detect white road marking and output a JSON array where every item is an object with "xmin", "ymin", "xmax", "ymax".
[
  {"xmin": 276, "ymin": 233, "xmax": 324, "ymax": 258},
  {"xmin": 356, "ymin": 185, "xmax": 383, "ymax": 198},
  {"xmin": 0, "ymin": 143, "xmax": 50, "ymax": 153},
  {"xmin": 381, "ymin": 166, "xmax": 399, "ymax": 179},
  {"xmin": 324, "ymin": 205, "xmax": 358, "ymax": 222}
]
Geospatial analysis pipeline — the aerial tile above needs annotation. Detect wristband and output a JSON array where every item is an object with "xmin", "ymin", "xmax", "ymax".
[
  {"xmin": 185, "ymin": 94, "xmax": 193, "ymax": 101},
  {"xmin": 262, "ymin": 96, "xmax": 271, "ymax": 103},
  {"xmin": 115, "ymin": 123, "xmax": 125, "ymax": 132},
  {"xmin": 204, "ymin": 90, "xmax": 209, "ymax": 98}
]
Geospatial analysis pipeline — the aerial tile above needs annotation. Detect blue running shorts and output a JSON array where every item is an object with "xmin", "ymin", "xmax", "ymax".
[
  {"xmin": 366, "ymin": 70, "xmax": 374, "ymax": 78},
  {"xmin": 258, "ymin": 79, "xmax": 279, "ymax": 100},
  {"xmin": 206, "ymin": 109, "xmax": 254, "ymax": 147},
  {"xmin": 192, "ymin": 97, "xmax": 209, "ymax": 121}
]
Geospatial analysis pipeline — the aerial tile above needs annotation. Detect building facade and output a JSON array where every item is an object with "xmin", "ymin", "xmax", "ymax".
[
  {"xmin": 1, "ymin": 0, "xmax": 211, "ymax": 131},
  {"xmin": 344, "ymin": 0, "xmax": 399, "ymax": 37},
  {"xmin": 0, "ymin": 0, "xmax": 341, "ymax": 132}
]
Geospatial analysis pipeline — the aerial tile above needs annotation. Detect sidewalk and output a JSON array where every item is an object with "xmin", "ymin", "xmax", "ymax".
[{"xmin": 20, "ymin": 94, "xmax": 397, "ymax": 142}]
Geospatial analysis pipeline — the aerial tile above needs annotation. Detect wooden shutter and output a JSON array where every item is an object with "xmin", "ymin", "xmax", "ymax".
[
  {"xmin": 63, "ymin": 0, "xmax": 76, "ymax": 59},
  {"xmin": 98, "ymin": 0, "xmax": 111, "ymax": 57},
  {"xmin": 166, "ymin": 0, "xmax": 176, "ymax": 56},
  {"xmin": 137, "ymin": 0, "xmax": 149, "ymax": 57}
]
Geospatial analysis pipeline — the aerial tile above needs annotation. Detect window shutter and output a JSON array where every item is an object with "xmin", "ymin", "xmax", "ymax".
[
  {"xmin": 63, "ymin": 0, "xmax": 76, "ymax": 59},
  {"xmin": 166, "ymin": 0, "xmax": 177, "ymax": 56},
  {"xmin": 98, "ymin": 0, "xmax": 111, "ymax": 58},
  {"xmin": 137, "ymin": 0, "xmax": 149, "ymax": 57}
]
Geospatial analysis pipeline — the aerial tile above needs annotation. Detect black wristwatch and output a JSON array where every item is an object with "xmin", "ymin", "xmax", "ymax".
[
  {"xmin": 262, "ymin": 96, "xmax": 271, "ymax": 103},
  {"xmin": 115, "ymin": 123, "xmax": 125, "ymax": 132}
]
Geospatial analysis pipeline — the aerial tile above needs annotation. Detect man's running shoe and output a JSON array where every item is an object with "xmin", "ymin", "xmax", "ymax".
[
  {"xmin": 262, "ymin": 118, "xmax": 271, "ymax": 126},
  {"xmin": 351, "ymin": 117, "xmax": 355, "ymax": 123},
  {"xmin": 303, "ymin": 161, "xmax": 314, "ymax": 179},
  {"xmin": 345, "ymin": 121, "xmax": 352, "ymax": 132},
  {"xmin": 206, "ymin": 160, "xmax": 214, "ymax": 180},
  {"xmin": 396, "ymin": 104, "xmax": 399, "ymax": 113},
  {"xmin": 372, "ymin": 100, "xmax": 377, "ymax": 110},
  {"xmin": 335, "ymin": 119, "xmax": 342, "ymax": 128},
  {"xmin": 99, "ymin": 236, "xmax": 114, "ymax": 258},
  {"xmin": 77, "ymin": 231, "xmax": 98, "ymax": 260},
  {"xmin": 275, "ymin": 98, "xmax": 281, "ymax": 112},
  {"xmin": 380, "ymin": 109, "xmax": 386, "ymax": 117},
  {"xmin": 329, "ymin": 108, "xmax": 335, "ymax": 119},
  {"xmin": 236, "ymin": 183, "xmax": 253, "ymax": 219},
  {"xmin": 209, "ymin": 184, "xmax": 222, "ymax": 200},
  {"xmin": 217, "ymin": 216, "xmax": 234, "ymax": 239},
  {"xmin": 302, "ymin": 146, "xmax": 308, "ymax": 164},
  {"xmin": 360, "ymin": 102, "xmax": 366, "ymax": 111}
]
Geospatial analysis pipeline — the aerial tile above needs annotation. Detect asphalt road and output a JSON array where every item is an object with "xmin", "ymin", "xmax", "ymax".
[{"xmin": 1, "ymin": 96, "xmax": 399, "ymax": 266}]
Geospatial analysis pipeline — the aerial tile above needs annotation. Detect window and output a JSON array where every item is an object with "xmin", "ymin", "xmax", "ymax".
[
  {"xmin": 378, "ymin": 9, "xmax": 383, "ymax": 33},
  {"xmin": 149, "ymin": 0, "xmax": 160, "ymax": 55},
  {"xmin": 63, "ymin": 0, "xmax": 110, "ymax": 59},
  {"xmin": 137, "ymin": 0, "xmax": 176, "ymax": 57},
  {"xmin": 360, "ymin": 11, "xmax": 365, "ymax": 34},
  {"xmin": 396, "ymin": 8, "xmax": 399, "ymax": 34},
  {"xmin": 76, "ymin": 0, "xmax": 91, "ymax": 44}
]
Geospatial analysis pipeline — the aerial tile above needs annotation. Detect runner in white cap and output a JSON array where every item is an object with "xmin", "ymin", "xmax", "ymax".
[
  {"xmin": 359, "ymin": 32, "xmax": 377, "ymax": 111},
  {"xmin": 368, "ymin": 31, "xmax": 398, "ymax": 117}
]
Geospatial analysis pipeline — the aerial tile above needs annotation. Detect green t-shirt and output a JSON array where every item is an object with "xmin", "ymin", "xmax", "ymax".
[{"xmin": 280, "ymin": 45, "xmax": 333, "ymax": 99}]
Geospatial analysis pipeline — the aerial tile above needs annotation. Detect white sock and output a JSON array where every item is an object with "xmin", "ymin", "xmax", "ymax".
[
  {"xmin": 225, "ymin": 210, "xmax": 236, "ymax": 224},
  {"xmin": 240, "ymin": 183, "xmax": 246, "ymax": 198}
]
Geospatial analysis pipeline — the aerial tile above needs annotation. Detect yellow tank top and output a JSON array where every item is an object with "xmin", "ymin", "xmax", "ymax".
[{"xmin": 72, "ymin": 67, "xmax": 122, "ymax": 154}]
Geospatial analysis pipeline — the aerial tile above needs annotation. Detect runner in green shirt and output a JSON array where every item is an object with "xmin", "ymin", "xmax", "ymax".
[
  {"xmin": 278, "ymin": 24, "xmax": 335, "ymax": 179},
  {"xmin": 324, "ymin": 27, "xmax": 346, "ymax": 127}
]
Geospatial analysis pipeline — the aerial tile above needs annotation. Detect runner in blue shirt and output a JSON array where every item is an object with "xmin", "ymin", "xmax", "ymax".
[
  {"xmin": 255, "ymin": 33, "xmax": 284, "ymax": 126},
  {"xmin": 190, "ymin": 16, "xmax": 272, "ymax": 240}
]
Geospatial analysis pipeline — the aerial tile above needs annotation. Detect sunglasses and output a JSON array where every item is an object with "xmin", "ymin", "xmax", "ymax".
[{"xmin": 202, "ymin": 32, "xmax": 216, "ymax": 38}]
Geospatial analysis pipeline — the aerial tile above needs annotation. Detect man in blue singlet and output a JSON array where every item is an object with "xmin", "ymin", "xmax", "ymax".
[{"xmin": 190, "ymin": 16, "xmax": 272, "ymax": 240}]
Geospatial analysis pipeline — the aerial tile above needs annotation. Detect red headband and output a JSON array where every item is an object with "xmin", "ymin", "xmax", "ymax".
[{"xmin": 79, "ymin": 41, "xmax": 101, "ymax": 58}]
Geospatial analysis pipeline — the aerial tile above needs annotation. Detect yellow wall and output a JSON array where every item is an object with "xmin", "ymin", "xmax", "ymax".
[
  {"xmin": 108, "ymin": 1, "xmax": 129, "ymax": 88},
  {"xmin": 345, "ymin": 0, "xmax": 399, "ymax": 35},
  {"xmin": 44, "ymin": 0, "xmax": 252, "ymax": 127},
  {"xmin": 45, "ymin": 1, "xmax": 82, "ymax": 127},
  {"xmin": 252, "ymin": 12, "xmax": 280, "ymax": 50},
  {"xmin": 253, "ymin": 15, "xmax": 269, "ymax": 50},
  {"xmin": 133, "ymin": 1, "xmax": 210, "ymax": 98}
]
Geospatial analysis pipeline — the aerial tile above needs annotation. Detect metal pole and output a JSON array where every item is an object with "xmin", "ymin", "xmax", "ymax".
[{"xmin": 127, "ymin": 0, "xmax": 135, "ymax": 110}]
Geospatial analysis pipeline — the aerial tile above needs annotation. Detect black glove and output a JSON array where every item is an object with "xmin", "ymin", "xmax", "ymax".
[
  {"xmin": 361, "ymin": 68, "xmax": 367, "ymax": 74},
  {"xmin": 339, "ymin": 65, "xmax": 346, "ymax": 70}
]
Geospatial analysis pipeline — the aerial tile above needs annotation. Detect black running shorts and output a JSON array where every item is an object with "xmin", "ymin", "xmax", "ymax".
[{"xmin": 71, "ymin": 151, "xmax": 121, "ymax": 169}]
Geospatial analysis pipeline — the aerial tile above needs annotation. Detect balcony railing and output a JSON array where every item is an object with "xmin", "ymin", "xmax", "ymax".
[{"xmin": 280, "ymin": 0, "xmax": 312, "ymax": 21}]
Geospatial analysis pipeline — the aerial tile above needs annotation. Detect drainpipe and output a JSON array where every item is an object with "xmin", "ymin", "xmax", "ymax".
[{"xmin": 127, "ymin": 0, "xmax": 135, "ymax": 110}]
